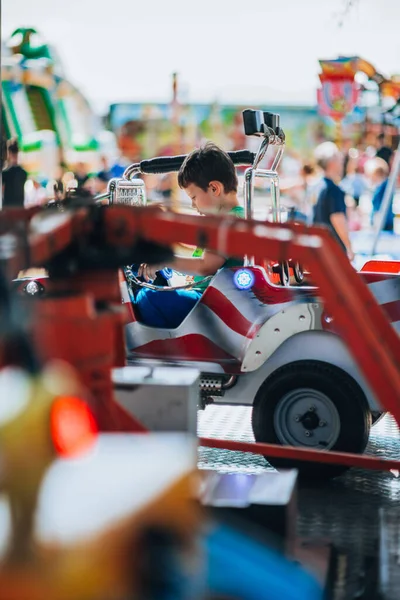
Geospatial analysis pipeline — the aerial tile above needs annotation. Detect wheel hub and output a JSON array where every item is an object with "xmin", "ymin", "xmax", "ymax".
[
  {"xmin": 274, "ymin": 388, "xmax": 341, "ymax": 449},
  {"xmin": 300, "ymin": 409, "xmax": 320, "ymax": 431}
]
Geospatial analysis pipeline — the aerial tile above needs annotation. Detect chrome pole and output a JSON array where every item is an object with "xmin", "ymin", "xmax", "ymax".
[
  {"xmin": 270, "ymin": 174, "xmax": 280, "ymax": 223},
  {"xmin": 271, "ymin": 144, "xmax": 285, "ymax": 173},
  {"xmin": 244, "ymin": 167, "xmax": 255, "ymax": 267}
]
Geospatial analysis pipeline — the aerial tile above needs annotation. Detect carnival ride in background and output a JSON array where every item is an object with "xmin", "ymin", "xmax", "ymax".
[
  {"xmin": 1, "ymin": 28, "xmax": 117, "ymax": 178},
  {"xmin": 317, "ymin": 55, "xmax": 400, "ymax": 255},
  {"xmin": 317, "ymin": 55, "xmax": 400, "ymax": 143}
]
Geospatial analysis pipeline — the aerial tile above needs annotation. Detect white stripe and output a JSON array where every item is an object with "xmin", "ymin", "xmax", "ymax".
[
  {"xmin": 126, "ymin": 302, "xmax": 248, "ymax": 361},
  {"xmin": 120, "ymin": 282, "xmax": 132, "ymax": 303},
  {"xmin": 181, "ymin": 304, "xmax": 247, "ymax": 359},
  {"xmin": 368, "ymin": 278, "xmax": 400, "ymax": 305},
  {"xmin": 392, "ymin": 320, "xmax": 400, "ymax": 334}
]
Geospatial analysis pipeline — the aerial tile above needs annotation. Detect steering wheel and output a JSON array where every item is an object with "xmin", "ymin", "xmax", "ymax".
[{"xmin": 124, "ymin": 265, "xmax": 213, "ymax": 292}]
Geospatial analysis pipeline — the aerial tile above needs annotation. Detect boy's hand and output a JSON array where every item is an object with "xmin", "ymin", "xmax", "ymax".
[{"xmin": 138, "ymin": 263, "xmax": 162, "ymax": 282}]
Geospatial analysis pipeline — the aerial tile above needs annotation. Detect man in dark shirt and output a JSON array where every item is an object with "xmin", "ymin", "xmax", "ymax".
[
  {"xmin": 313, "ymin": 142, "xmax": 354, "ymax": 260},
  {"xmin": 2, "ymin": 139, "xmax": 27, "ymax": 209}
]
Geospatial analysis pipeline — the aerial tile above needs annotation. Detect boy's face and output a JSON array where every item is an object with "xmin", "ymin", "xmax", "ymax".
[{"xmin": 184, "ymin": 182, "xmax": 221, "ymax": 215}]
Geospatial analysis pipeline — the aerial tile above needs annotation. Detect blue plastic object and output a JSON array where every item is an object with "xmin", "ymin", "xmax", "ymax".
[
  {"xmin": 205, "ymin": 524, "xmax": 323, "ymax": 600},
  {"xmin": 159, "ymin": 267, "xmax": 173, "ymax": 280}
]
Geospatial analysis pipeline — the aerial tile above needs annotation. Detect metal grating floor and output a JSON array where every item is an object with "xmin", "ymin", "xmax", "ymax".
[{"xmin": 198, "ymin": 407, "xmax": 400, "ymax": 599}]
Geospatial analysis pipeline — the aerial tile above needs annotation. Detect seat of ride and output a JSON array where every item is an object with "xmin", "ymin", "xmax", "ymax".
[{"xmin": 128, "ymin": 265, "xmax": 309, "ymax": 332}]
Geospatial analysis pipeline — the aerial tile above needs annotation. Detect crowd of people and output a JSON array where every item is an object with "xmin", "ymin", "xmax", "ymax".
[
  {"xmin": 278, "ymin": 133, "xmax": 397, "ymax": 260},
  {"xmin": 1, "ymin": 139, "xmax": 113, "ymax": 210},
  {"xmin": 1, "ymin": 134, "xmax": 398, "ymax": 264}
]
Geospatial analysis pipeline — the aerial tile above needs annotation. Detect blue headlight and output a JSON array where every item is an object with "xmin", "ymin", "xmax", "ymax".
[{"xmin": 233, "ymin": 269, "xmax": 255, "ymax": 290}]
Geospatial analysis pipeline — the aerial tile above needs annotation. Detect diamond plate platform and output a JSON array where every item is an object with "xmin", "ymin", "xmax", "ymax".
[{"xmin": 198, "ymin": 407, "xmax": 400, "ymax": 599}]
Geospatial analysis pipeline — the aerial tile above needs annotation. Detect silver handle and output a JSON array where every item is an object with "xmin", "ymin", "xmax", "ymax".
[
  {"xmin": 94, "ymin": 192, "xmax": 110, "ymax": 204},
  {"xmin": 122, "ymin": 163, "xmax": 141, "ymax": 180}
]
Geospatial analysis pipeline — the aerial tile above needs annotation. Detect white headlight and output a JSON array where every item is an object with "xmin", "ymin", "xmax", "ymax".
[{"xmin": 26, "ymin": 280, "xmax": 40, "ymax": 295}]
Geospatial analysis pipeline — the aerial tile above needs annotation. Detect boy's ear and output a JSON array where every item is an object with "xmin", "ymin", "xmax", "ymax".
[{"xmin": 209, "ymin": 181, "xmax": 223, "ymax": 196}]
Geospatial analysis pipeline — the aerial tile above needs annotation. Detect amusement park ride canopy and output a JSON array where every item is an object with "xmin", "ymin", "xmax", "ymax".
[{"xmin": 1, "ymin": 28, "xmax": 113, "ymax": 177}]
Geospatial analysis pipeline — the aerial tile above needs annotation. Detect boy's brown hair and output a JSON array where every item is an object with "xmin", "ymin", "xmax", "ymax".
[{"xmin": 178, "ymin": 142, "xmax": 238, "ymax": 193}]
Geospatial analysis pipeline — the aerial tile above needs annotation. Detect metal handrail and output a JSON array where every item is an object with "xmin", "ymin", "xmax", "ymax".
[{"xmin": 125, "ymin": 267, "xmax": 213, "ymax": 292}]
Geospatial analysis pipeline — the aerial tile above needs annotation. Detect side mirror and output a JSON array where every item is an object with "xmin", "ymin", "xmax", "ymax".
[{"xmin": 242, "ymin": 109, "xmax": 281, "ymax": 137}]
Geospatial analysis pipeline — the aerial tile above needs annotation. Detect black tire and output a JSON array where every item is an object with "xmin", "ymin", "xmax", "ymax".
[
  {"xmin": 278, "ymin": 261, "xmax": 290, "ymax": 286},
  {"xmin": 251, "ymin": 361, "xmax": 371, "ymax": 479},
  {"xmin": 293, "ymin": 262, "xmax": 304, "ymax": 284}
]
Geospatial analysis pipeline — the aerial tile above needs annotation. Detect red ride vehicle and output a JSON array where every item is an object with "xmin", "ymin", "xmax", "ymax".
[{"xmin": 14, "ymin": 110, "xmax": 400, "ymax": 477}]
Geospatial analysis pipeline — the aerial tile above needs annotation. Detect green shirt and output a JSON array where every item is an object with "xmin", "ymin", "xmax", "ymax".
[{"xmin": 192, "ymin": 205, "xmax": 245, "ymax": 292}]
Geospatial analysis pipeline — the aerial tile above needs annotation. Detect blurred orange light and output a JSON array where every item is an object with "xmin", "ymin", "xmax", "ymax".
[{"xmin": 50, "ymin": 396, "xmax": 98, "ymax": 457}]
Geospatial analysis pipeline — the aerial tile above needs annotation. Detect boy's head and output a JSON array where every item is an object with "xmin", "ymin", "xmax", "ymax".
[
  {"xmin": 178, "ymin": 142, "xmax": 238, "ymax": 214},
  {"xmin": 365, "ymin": 157, "xmax": 389, "ymax": 185},
  {"xmin": 314, "ymin": 141, "xmax": 343, "ymax": 181}
]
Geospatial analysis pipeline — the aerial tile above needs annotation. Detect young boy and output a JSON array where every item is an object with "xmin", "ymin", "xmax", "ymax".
[
  {"xmin": 365, "ymin": 157, "xmax": 394, "ymax": 231},
  {"xmin": 135, "ymin": 142, "xmax": 244, "ymax": 328}
]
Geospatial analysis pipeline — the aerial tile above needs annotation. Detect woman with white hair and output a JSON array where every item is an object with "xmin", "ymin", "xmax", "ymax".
[{"xmin": 312, "ymin": 142, "xmax": 354, "ymax": 261}]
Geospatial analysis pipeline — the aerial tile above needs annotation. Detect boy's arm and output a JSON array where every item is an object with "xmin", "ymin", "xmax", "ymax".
[{"xmin": 138, "ymin": 250, "xmax": 225, "ymax": 281}]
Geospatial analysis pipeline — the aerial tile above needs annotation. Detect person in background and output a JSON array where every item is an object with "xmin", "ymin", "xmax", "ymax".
[
  {"xmin": 24, "ymin": 177, "xmax": 48, "ymax": 208},
  {"xmin": 365, "ymin": 157, "xmax": 394, "ymax": 232},
  {"xmin": 340, "ymin": 149, "xmax": 367, "ymax": 207},
  {"xmin": 341, "ymin": 138, "xmax": 353, "ymax": 179},
  {"xmin": 312, "ymin": 142, "xmax": 354, "ymax": 261},
  {"xmin": 97, "ymin": 156, "xmax": 111, "ymax": 185},
  {"xmin": 82, "ymin": 175, "xmax": 98, "ymax": 197},
  {"xmin": 54, "ymin": 164, "xmax": 67, "ymax": 198},
  {"xmin": 283, "ymin": 162, "xmax": 317, "ymax": 224},
  {"xmin": 155, "ymin": 173, "xmax": 174, "ymax": 202},
  {"xmin": 376, "ymin": 133, "xmax": 393, "ymax": 167},
  {"xmin": 74, "ymin": 162, "xmax": 89, "ymax": 190},
  {"xmin": 2, "ymin": 139, "xmax": 27, "ymax": 208}
]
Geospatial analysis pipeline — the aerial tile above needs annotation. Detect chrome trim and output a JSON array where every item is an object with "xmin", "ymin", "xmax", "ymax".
[
  {"xmin": 221, "ymin": 375, "xmax": 237, "ymax": 389},
  {"xmin": 271, "ymin": 143, "xmax": 285, "ymax": 172},
  {"xmin": 253, "ymin": 136, "xmax": 269, "ymax": 170},
  {"xmin": 94, "ymin": 192, "xmax": 110, "ymax": 205},
  {"xmin": 125, "ymin": 268, "xmax": 213, "ymax": 292},
  {"xmin": 123, "ymin": 163, "xmax": 141, "ymax": 180}
]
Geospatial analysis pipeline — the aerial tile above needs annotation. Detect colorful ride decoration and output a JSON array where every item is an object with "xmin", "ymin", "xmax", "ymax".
[
  {"xmin": 317, "ymin": 57, "xmax": 360, "ymax": 122},
  {"xmin": 317, "ymin": 56, "xmax": 400, "ymax": 119},
  {"xmin": 317, "ymin": 56, "xmax": 400, "ymax": 147},
  {"xmin": 2, "ymin": 28, "xmax": 115, "ymax": 178}
]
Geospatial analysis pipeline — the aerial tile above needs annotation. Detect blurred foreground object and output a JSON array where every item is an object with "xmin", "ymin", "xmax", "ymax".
[
  {"xmin": 0, "ymin": 430, "xmax": 200, "ymax": 600},
  {"xmin": 0, "ymin": 362, "xmax": 95, "ymax": 565}
]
